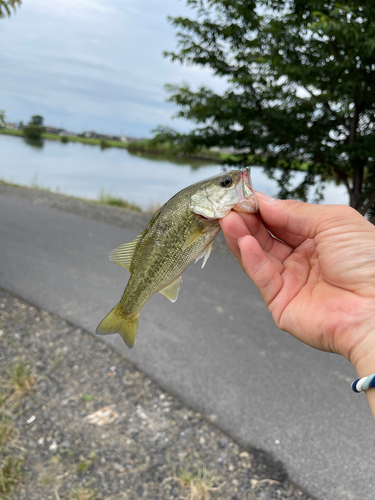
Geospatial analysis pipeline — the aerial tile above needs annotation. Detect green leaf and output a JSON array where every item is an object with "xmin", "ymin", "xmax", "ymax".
[{"xmin": 155, "ymin": 0, "xmax": 375, "ymax": 217}]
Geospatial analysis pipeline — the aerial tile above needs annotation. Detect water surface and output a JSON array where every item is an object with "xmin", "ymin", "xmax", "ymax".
[{"xmin": 0, "ymin": 134, "xmax": 348, "ymax": 210}]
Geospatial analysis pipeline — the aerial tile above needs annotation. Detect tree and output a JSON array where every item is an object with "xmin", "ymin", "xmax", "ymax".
[
  {"xmin": 1, "ymin": 1, "xmax": 22, "ymax": 123},
  {"xmin": 154, "ymin": 0, "xmax": 375, "ymax": 218},
  {"xmin": 0, "ymin": 0, "xmax": 21, "ymax": 17},
  {"xmin": 30, "ymin": 115, "xmax": 44, "ymax": 127},
  {"xmin": 23, "ymin": 115, "xmax": 44, "ymax": 141}
]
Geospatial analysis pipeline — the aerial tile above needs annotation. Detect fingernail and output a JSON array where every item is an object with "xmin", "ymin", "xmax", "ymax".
[
  {"xmin": 255, "ymin": 191, "xmax": 275, "ymax": 202},
  {"xmin": 238, "ymin": 237, "xmax": 242, "ymax": 245}
]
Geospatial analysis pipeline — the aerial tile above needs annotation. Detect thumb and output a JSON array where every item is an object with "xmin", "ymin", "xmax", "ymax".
[{"xmin": 255, "ymin": 193, "xmax": 358, "ymax": 242}]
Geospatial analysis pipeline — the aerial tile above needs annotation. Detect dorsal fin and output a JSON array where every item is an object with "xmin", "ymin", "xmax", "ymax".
[
  {"xmin": 109, "ymin": 236, "xmax": 141, "ymax": 270},
  {"xmin": 159, "ymin": 276, "xmax": 182, "ymax": 303}
]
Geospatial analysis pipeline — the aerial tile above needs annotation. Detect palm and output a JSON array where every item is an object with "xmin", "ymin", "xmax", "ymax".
[
  {"xmin": 221, "ymin": 208, "xmax": 375, "ymax": 361},
  {"xmin": 275, "ymin": 238, "xmax": 364, "ymax": 356}
]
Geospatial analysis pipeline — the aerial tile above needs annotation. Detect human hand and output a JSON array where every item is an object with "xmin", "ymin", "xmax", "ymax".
[{"xmin": 221, "ymin": 193, "xmax": 375, "ymax": 385}]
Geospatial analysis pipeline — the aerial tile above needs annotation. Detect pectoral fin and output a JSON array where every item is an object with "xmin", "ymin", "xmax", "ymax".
[
  {"xmin": 109, "ymin": 236, "xmax": 141, "ymax": 270},
  {"xmin": 183, "ymin": 226, "xmax": 205, "ymax": 251},
  {"xmin": 159, "ymin": 276, "xmax": 182, "ymax": 303},
  {"xmin": 195, "ymin": 240, "xmax": 213, "ymax": 268}
]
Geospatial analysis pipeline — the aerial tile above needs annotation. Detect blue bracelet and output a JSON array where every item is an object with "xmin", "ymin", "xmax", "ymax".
[{"xmin": 351, "ymin": 374, "xmax": 375, "ymax": 393}]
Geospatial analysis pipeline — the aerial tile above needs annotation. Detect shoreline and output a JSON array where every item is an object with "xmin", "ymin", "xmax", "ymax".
[
  {"xmin": 0, "ymin": 128, "xmax": 311, "ymax": 172},
  {"xmin": 0, "ymin": 128, "xmax": 223, "ymax": 164}
]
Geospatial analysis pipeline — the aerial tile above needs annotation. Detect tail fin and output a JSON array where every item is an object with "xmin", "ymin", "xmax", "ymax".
[{"xmin": 96, "ymin": 303, "xmax": 139, "ymax": 348}]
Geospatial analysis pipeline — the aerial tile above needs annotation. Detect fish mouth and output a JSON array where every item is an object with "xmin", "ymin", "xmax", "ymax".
[{"xmin": 235, "ymin": 167, "xmax": 258, "ymax": 213}]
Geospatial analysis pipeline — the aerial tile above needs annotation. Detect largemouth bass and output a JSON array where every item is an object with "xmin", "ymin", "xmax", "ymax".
[{"xmin": 96, "ymin": 168, "xmax": 258, "ymax": 348}]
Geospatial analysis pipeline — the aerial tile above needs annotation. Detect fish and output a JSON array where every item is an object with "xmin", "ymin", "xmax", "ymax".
[{"xmin": 96, "ymin": 167, "xmax": 258, "ymax": 348}]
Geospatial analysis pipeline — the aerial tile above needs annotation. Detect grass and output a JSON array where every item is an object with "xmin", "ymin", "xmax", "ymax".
[
  {"xmin": 0, "ymin": 129, "xmax": 23, "ymax": 137},
  {"xmin": 81, "ymin": 393, "xmax": 94, "ymax": 403},
  {"xmin": 39, "ymin": 470, "xmax": 56, "ymax": 486},
  {"xmin": 0, "ymin": 360, "xmax": 36, "ymax": 498},
  {"xmin": 0, "ymin": 128, "xmax": 222, "ymax": 162},
  {"xmin": 0, "ymin": 129, "xmax": 128, "ymax": 149},
  {"xmin": 0, "ymin": 456, "xmax": 23, "ymax": 498},
  {"xmin": 171, "ymin": 458, "xmax": 223, "ymax": 500},
  {"xmin": 53, "ymin": 355, "xmax": 63, "ymax": 369},
  {"xmin": 30, "ymin": 174, "xmax": 51, "ymax": 192},
  {"xmin": 6, "ymin": 360, "xmax": 35, "ymax": 397},
  {"xmin": 0, "ymin": 177, "xmax": 144, "ymax": 213},
  {"xmin": 0, "ymin": 394, "xmax": 8, "ymax": 409},
  {"xmin": 0, "ymin": 179, "xmax": 21, "ymax": 190},
  {"xmin": 127, "ymin": 139, "xmax": 222, "ymax": 165},
  {"xmin": 77, "ymin": 452, "xmax": 96, "ymax": 472},
  {"xmin": 56, "ymin": 135, "xmax": 128, "ymax": 149},
  {"xmin": 70, "ymin": 486, "xmax": 98, "ymax": 500},
  {"xmin": 98, "ymin": 189, "xmax": 142, "ymax": 212},
  {"xmin": 0, "ymin": 412, "xmax": 14, "ymax": 448}
]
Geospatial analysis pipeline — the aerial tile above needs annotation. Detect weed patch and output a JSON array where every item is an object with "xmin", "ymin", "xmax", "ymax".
[
  {"xmin": 6, "ymin": 360, "xmax": 35, "ymax": 397},
  {"xmin": 77, "ymin": 452, "xmax": 96, "ymax": 472},
  {"xmin": 0, "ymin": 360, "xmax": 36, "ymax": 498},
  {"xmin": 171, "ymin": 457, "xmax": 224, "ymax": 500},
  {"xmin": 70, "ymin": 486, "xmax": 98, "ymax": 500},
  {"xmin": 98, "ymin": 189, "xmax": 141, "ymax": 212},
  {"xmin": 0, "ymin": 413, "xmax": 14, "ymax": 448},
  {"xmin": 81, "ymin": 393, "xmax": 94, "ymax": 403},
  {"xmin": 0, "ymin": 455, "xmax": 24, "ymax": 498}
]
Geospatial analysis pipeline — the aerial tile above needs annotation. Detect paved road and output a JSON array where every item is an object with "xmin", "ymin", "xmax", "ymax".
[{"xmin": 0, "ymin": 193, "xmax": 374, "ymax": 500}]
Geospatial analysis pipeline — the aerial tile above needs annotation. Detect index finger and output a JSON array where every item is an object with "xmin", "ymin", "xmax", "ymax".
[{"xmin": 220, "ymin": 211, "xmax": 293, "ymax": 267}]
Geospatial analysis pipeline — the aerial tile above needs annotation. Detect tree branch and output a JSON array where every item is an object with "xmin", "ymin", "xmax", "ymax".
[
  {"xmin": 304, "ymin": 85, "xmax": 349, "ymax": 130},
  {"xmin": 360, "ymin": 188, "xmax": 375, "ymax": 215},
  {"xmin": 330, "ymin": 40, "xmax": 344, "ymax": 64}
]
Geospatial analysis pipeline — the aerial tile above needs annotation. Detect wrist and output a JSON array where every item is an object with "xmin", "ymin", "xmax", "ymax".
[
  {"xmin": 349, "ymin": 329, "xmax": 375, "ymax": 417},
  {"xmin": 350, "ymin": 328, "xmax": 375, "ymax": 378}
]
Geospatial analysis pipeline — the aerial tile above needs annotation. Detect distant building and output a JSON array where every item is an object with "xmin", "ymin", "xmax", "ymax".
[
  {"xmin": 2, "ymin": 120, "xmax": 143, "ymax": 143},
  {"xmin": 4, "ymin": 122, "xmax": 18, "ymax": 130},
  {"xmin": 83, "ymin": 131, "xmax": 96, "ymax": 138},
  {"xmin": 82, "ymin": 131, "xmax": 108, "ymax": 139},
  {"xmin": 45, "ymin": 126, "xmax": 66, "ymax": 135}
]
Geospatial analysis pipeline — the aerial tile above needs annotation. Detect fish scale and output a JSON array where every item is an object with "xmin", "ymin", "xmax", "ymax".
[
  {"xmin": 96, "ymin": 168, "xmax": 258, "ymax": 348},
  {"xmin": 123, "ymin": 192, "xmax": 220, "ymax": 312}
]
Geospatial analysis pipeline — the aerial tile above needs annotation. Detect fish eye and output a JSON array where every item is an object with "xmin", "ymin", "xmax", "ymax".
[{"xmin": 220, "ymin": 177, "xmax": 233, "ymax": 188}]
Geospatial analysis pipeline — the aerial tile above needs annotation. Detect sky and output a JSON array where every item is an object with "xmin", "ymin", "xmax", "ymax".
[{"xmin": 0, "ymin": 0, "xmax": 225, "ymax": 137}]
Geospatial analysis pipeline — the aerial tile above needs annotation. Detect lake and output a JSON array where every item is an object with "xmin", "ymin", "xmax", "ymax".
[{"xmin": 0, "ymin": 134, "xmax": 348, "ymax": 210}]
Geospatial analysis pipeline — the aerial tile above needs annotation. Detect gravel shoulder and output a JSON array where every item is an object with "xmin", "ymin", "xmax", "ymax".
[{"xmin": 0, "ymin": 184, "xmax": 315, "ymax": 500}]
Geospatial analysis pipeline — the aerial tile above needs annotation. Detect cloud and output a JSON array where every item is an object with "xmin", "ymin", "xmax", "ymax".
[
  {"xmin": 29, "ymin": 0, "xmax": 120, "ymax": 19},
  {"xmin": 0, "ymin": 0, "xmax": 225, "ymax": 136}
]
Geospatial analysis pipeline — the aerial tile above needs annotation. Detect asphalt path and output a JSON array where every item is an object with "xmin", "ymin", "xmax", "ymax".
[{"xmin": 0, "ymin": 193, "xmax": 374, "ymax": 500}]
